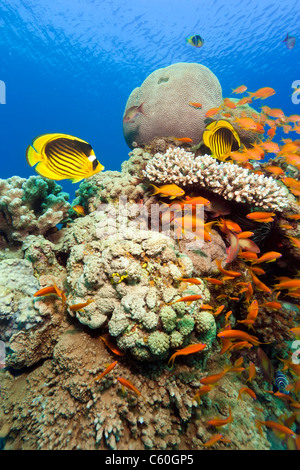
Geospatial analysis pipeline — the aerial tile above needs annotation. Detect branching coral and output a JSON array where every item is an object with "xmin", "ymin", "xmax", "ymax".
[{"xmin": 143, "ymin": 147, "xmax": 289, "ymax": 211}]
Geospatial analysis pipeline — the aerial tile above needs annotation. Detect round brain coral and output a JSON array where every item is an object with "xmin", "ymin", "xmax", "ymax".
[{"xmin": 123, "ymin": 62, "xmax": 222, "ymax": 149}]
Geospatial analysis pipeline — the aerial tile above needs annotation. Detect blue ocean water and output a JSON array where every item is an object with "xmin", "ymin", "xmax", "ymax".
[{"xmin": 0, "ymin": 0, "xmax": 299, "ymax": 199}]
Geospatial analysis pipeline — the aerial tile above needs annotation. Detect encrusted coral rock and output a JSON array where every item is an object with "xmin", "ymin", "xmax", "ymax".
[
  {"xmin": 143, "ymin": 147, "xmax": 289, "ymax": 211},
  {"xmin": 123, "ymin": 62, "xmax": 222, "ymax": 149},
  {"xmin": 0, "ymin": 175, "xmax": 70, "ymax": 244}
]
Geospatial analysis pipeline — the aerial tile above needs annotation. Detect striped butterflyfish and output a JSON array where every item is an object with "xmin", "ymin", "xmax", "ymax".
[
  {"xmin": 26, "ymin": 133, "xmax": 104, "ymax": 183},
  {"xmin": 203, "ymin": 119, "xmax": 241, "ymax": 161}
]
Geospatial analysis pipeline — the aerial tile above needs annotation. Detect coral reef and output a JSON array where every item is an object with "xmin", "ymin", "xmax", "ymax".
[
  {"xmin": 143, "ymin": 147, "xmax": 290, "ymax": 211},
  {"xmin": 0, "ymin": 134, "xmax": 300, "ymax": 450},
  {"xmin": 123, "ymin": 62, "xmax": 222, "ymax": 149},
  {"xmin": 0, "ymin": 176, "xmax": 70, "ymax": 245}
]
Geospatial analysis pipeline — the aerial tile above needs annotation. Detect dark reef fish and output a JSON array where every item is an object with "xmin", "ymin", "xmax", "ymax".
[
  {"xmin": 186, "ymin": 34, "xmax": 204, "ymax": 47},
  {"xmin": 274, "ymin": 371, "xmax": 289, "ymax": 394},
  {"xmin": 282, "ymin": 32, "xmax": 296, "ymax": 50}
]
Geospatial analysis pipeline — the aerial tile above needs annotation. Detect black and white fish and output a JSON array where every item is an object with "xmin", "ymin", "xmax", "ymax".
[{"xmin": 274, "ymin": 370, "xmax": 289, "ymax": 394}]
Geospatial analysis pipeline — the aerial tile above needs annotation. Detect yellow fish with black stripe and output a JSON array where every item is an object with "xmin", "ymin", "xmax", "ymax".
[
  {"xmin": 203, "ymin": 119, "xmax": 240, "ymax": 162},
  {"xmin": 26, "ymin": 133, "xmax": 104, "ymax": 183}
]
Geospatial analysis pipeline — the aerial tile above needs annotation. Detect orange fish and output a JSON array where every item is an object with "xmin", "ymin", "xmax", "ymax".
[
  {"xmin": 173, "ymin": 137, "xmax": 193, "ymax": 143},
  {"xmin": 69, "ymin": 298, "xmax": 95, "ymax": 311},
  {"xmin": 286, "ymin": 235, "xmax": 300, "ymax": 249},
  {"xmin": 248, "ymin": 87, "xmax": 276, "ymax": 100},
  {"xmin": 177, "ymin": 277, "xmax": 202, "ymax": 285},
  {"xmin": 188, "ymin": 102, "xmax": 202, "ymax": 109},
  {"xmin": 205, "ymin": 107, "xmax": 221, "ymax": 117},
  {"xmin": 259, "ymin": 140, "xmax": 280, "ymax": 153},
  {"xmin": 246, "ymin": 211, "xmax": 275, "ymax": 221},
  {"xmin": 34, "ymin": 282, "xmax": 66, "ymax": 303},
  {"xmin": 238, "ymin": 251, "xmax": 258, "ymax": 261},
  {"xmin": 207, "ymin": 407, "xmax": 233, "ymax": 428},
  {"xmin": 94, "ymin": 361, "xmax": 118, "ymax": 382},
  {"xmin": 99, "ymin": 333, "xmax": 125, "ymax": 356},
  {"xmin": 267, "ymin": 127, "xmax": 276, "ymax": 139},
  {"xmin": 193, "ymin": 385, "xmax": 212, "ymax": 403},
  {"xmin": 252, "ymin": 251, "xmax": 282, "ymax": 264},
  {"xmin": 247, "ymin": 362, "xmax": 256, "ymax": 383},
  {"xmin": 230, "ymin": 151, "xmax": 250, "ymax": 162},
  {"xmin": 290, "ymin": 327, "xmax": 300, "ymax": 337},
  {"xmin": 170, "ymin": 343, "xmax": 206, "ymax": 367},
  {"xmin": 249, "ymin": 269, "xmax": 271, "ymax": 294},
  {"xmin": 256, "ymin": 419, "xmax": 295, "ymax": 437},
  {"xmin": 180, "ymin": 195, "xmax": 210, "ymax": 206},
  {"xmin": 200, "ymin": 304, "xmax": 214, "ymax": 310},
  {"xmin": 232, "ymin": 85, "xmax": 247, "ymax": 94},
  {"xmin": 204, "ymin": 277, "xmax": 224, "ymax": 285},
  {"xmin": 238, "ymin": 386, "xmax": 257, "ymax": 400},
  {"xmin": 168, "ymin": 343, "xmax": 206, "ymax": 368},
  {"xmin": 273, "ymin": 279, "xmax": 300, "ymax": 290},
  {"xmin": 237, "ymin": 96, "xmax": 253, "ymax": 105},
  {"xmin": 202, "ymin": 434, "xmax": 231, "ymax": 447},
  {"xmin": 213, "ymin": 305, "xmax": 225, "ymax": 316},
  {"xmin": 217, "ymin": 329, "xmax": 262, "ymax": 346},
  {"xmin": 149, "ymin": 183, "xmax": 185, "ymax": 199},
  {"xmin": 215, "ymin": 259, "xmax": 241, "ymax": 277},
  {"xmin": 223, "ymin": 98, "xmax": 236, "ymax": 109},
  {"xmin": 117, "ymin": 377, "xmax": 143, "ymax": 398},
  {"xmin": 262, "ymin": 301, "xmax": 282, "ymax": 310},
  {"xmin": 238, "ymin": 231, "xmax": 254, "ymax": 239},
  {"xmin": 170, "ymin": 294, "xmax": 202, "ymax": 305},
  {"xmin": 72, "ymin": 204, "xmax": 86, "ymax": 216},
  {"xmin": 200, "ymin": 366, "xmax": 232, "ymax": 385},
  {"xmin": 234, "ymin": 117, "xmax": 257, "ymax": 130},
  {"xmin": 286, "ymin": 214, "xmax": 300, "ymax": 220},
  {"xmin": 268, "ymin": 108, "xmax": 285, "ymax": 118},
  {"xmin": 264, "ymin": 165, "xmax": 284, "ymax": 175}
]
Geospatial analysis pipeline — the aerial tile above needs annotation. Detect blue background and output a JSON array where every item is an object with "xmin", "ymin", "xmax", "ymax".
[{"xmin": 0, "ymin": 0, "xmax": 299, "ymax": 199}]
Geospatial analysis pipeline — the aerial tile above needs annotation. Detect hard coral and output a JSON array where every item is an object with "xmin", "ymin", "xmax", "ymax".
[
  {"xmin": 123, "ymin": 62, "xmax": 222, "ymax": 149},
  {"xmin": 0, "ymin": 175, "xmax": 70, "ymax": 244},
  {"xmin": 143, "ymin": 147, "xmax": 289, "ymax": 211}
]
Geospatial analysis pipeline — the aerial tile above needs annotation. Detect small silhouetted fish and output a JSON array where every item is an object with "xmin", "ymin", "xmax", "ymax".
[
  {"xmin": 274, "ymin": 371, "xmax": 289, "ymax": 394},
  {"xmin": 282, "ymin": 32, "xmax": 296, "ymax": 50}
]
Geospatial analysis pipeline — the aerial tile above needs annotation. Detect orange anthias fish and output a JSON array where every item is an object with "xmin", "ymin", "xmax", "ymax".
[
  {"xmin": 168, "ymin": 343, "xmax": 206, "ymax": 368},
  {"xmin": 252, "ymin": 251, "xmax": 282, "ymax": 264},
  {"xmin": 273, "ymin": 279, "xmax": 300, "ymax": 291},
  {"xmin": 256, "ymin": 419, "xmax": 295, "ymax": 437},
  {"xmin": 215, "ymin": 259, "xmax": 241, "ymax": 277},
  {"xmin": 238, "ymin": 387, "xmax": 257, "ymax": 400},
  {"xmin": 200, "ymin": 364, "xmax": 233, "ymax": 385},
  {"xmin": 232, "ymin": 85, "xmax": 247, "ymax": 94},
  {"xmin": 205, "ymin": 106, "xmax": 221, "ymax": 118},
  {"xmin": 69, "ymin": 299, "xmax": 96, "ymax": 311},
  {"xmin": 264, "ymin": 166, "xmax": 285, "ymax": 175},
  {"xmin": 117, "ymin": 377, "xmax": 143, "ymax": 398},
  {"xmin": 72, "ymin": 204, "xmax": 86, "ymax": 216},
  {"xmin": 247, "ymin": 362, "xmax": 256, "ymax": 383},
  {"xmin": 207, "ymin": 407, "xmax": 233, "ymax": 427},
  {"xmin": 170, "ymin": 294, "xmax": 202, "ymax": 305},
  {"xmin": 202, "ymin": 434, "xmax": 231, "ymax": 447},
  {"xmin": 249, "ymin": 270, "xmax": 271, "ymax": 294},
  {"xmin": 287, "ymin": 235, "xmax": 300, "ymax": 249},
  {"xmin": 193, "ymin": 385, "xmax": 212, "ymax": 403},
  {"xmin": 173, "ymin": 137, "xmax": 193, "ymax": 143},
  {"xmin": 99, "ymin": 333, "xmax": 125, "ymax": 356},
  {"xmin": 177, "ymin": 277, "xmax": 202, "ymax": 285},
  {"xmin": 188, "ymin": 102, "xmax": 202, "ymax": 109},
  {"xmin": 180, "ymin": 195, "xmax": 210, "ymax": 206},
  {"xmin": 248, "ymin": 87, "xmax": 276, "ymax": 100},
  {"xmin": 34, "ymin": 282, "xmax": 66, "ymax": 303},
  {"xmin": 149, "ymin": 183, "xmax": 185, "ymax": 199},
  {"xmin": 94, "ymin": 361, "xmax": 118, "ymax": 382},
  {"xmin": 217, "ymin": 329, "xmax": 261, "ymax": 346},
  {"xmin": 246, "ymin": 211, "xmax": 276, "ymax": 221}
]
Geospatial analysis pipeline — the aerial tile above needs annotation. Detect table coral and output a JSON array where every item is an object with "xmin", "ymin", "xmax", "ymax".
[{"xmin": 143, "ymin": 147, "xmax": 289, "ymax": 211}]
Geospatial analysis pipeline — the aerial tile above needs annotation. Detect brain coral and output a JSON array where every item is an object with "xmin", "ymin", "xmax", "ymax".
[{"xmin": 123, "ymin": 62, "xmax": 222, "ymax": 149}]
